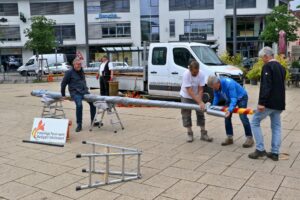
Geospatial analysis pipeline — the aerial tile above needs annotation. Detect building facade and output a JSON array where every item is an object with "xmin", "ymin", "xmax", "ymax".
[{"xmin": 0, "ymin": 0, "xmax": 287, "ymax": 67}]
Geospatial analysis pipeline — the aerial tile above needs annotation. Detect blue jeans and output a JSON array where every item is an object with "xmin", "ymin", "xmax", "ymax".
[
  {"xmin": 251, "ymin": 108, "xmax": 282, "ymax": 154},
  {"xmin": 225, "ymin": 96, "xmax": 252, "ymax": 137},
  {"xmin": 72, "ymin": 94, "xmax": 96, "ymax": 126}
]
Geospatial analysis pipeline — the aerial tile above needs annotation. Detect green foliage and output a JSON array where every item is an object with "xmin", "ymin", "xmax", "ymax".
[
  {"xmin": 246, "ymin": 59, "xmax": 263, "ymax": 81},
  {"xmin": 247, "ymin": 55, "xmax": 289, "ymax": 80},
  {"xmin": 220, "ymin": 52, "xmax": 243, "ymax": 67},
  {"xmin": 219, "ymin": 52, "xmax": 247, "ymax": 74},
  {"xmin": 24, "ymin": 16, "xmax": 56, "ymax": 54},
  {"xmin": 260, "ymin": 5, "xmax": 299, "ymax": 43},
  {"xmin": 291, "ymin": 60, "xmax": 300, "ymax": 68}
]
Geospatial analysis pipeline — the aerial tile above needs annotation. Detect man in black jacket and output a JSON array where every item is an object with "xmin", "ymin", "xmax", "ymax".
[
  {"xmin": 61, "ymin": 58, "xmax": 97, "ymax": 132},
  {"xmin": 249, "ymin": 47, "xmax": 286, "ymax": 161}
]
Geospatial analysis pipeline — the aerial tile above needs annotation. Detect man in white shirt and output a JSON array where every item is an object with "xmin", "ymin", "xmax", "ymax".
[
  {"xmin": 180, "ymin": 60, "xmax": 213, "ymax": 143},
  {"xmin": 98, "ymin": 55, "xmax": 113, "ymax": 96}
]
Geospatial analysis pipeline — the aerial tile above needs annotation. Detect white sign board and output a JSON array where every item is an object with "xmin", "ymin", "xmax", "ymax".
[{"xmin": 30, "ymin": 118, "xmax": 68, "ymax": 145}]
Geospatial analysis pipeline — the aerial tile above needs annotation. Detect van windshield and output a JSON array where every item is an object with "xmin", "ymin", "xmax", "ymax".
[
  {"xmin": 191, "ymin": 46, "xmax": 224, "ymax": 66},
  {"xmin": 25, "ymin": 59, "xmax": 34, "ymax": 66}
]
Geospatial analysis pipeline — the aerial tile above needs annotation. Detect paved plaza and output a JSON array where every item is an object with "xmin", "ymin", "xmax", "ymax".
[{"xmin": 0, "ymin": 82, "xmax": 300, "ymax": 200}]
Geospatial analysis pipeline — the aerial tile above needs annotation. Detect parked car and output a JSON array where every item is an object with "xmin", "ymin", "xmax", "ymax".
[
  {"xmin": 44, "ymin": 62, "xmax": 71, "ymax": 74},
  {"xmin": 243, "ymin": 57, "xmax": 257, "ymax": 70},
  {"xmin": 84, "ymin": 61, "xmax": 129, "ymax": 73},
  {"xmin": 8, "ymin": 57, "xmax": 22, "ymax": 70},
  {"xmin": 17, "ymin": 54, "xmax": 67, "ymax": 76}
]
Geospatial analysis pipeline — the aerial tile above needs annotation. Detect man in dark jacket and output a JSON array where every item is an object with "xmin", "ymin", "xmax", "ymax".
[
  {"xmin": 61, "ymin": 58, "xmax": 97, "ymax": 132},
  {"xmin": 249, "ymin": 47, "xmax": 286, "ymax": 161}
]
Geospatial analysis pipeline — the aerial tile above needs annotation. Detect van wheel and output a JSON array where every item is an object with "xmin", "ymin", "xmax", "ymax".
[
  {"xmin": 20, "ymin": 71, "xmax": 28, "ymax": 76},
  {"xmin": 203, "ymin": 86, "xmax": 214, "ymax": 103}
]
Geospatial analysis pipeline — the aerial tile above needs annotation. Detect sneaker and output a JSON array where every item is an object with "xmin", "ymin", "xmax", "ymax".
[
  {"xmin": 187, "ymin": 132, "xmax": 194, "ymax": 143},
  {"xmin": 242, "ymin": 137, "xmax": 254, "ymax": 148},
  {"xmin": 76, "ymin": 125, "xmax": 82, "ymax": 132},
  {"xmin": 266, "ymin": 152, "xmax": 279, "ymax": 161},
  {"xmin": 248, "ymin": 149, "xmax": 267, "ymax": 159},
  {"xmin": 200, "ymin": 130, "xmax": 213, "ymax": 142},
  {"xmin": 221, "ymin": 137, "xmax": 233, "ymax": 146}
]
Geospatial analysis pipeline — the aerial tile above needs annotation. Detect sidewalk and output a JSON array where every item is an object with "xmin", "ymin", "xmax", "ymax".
[{"xmin": 0, "ymin": 82, "xmax": 299, "ymax": 200}]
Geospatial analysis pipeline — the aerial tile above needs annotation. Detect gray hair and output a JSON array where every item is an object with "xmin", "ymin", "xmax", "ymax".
[
  {"xmin": 207, "ymin": 75, "xmax": 220, "ymax": 87},
  {"xmin": 258, "ymin": 46, "xmax": 274, "ymax": 57}
]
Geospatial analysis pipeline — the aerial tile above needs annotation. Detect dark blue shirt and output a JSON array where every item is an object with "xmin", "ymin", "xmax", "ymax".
[{"xmin": 61, "ymin": 68, "xmax": 89, "ymax": 97}]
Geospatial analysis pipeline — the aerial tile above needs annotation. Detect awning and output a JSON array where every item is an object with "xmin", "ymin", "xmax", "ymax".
[
  {"xmin": 225, "ymin": 14, "xmax": 267, "ymax": 18},
  {"xmin": 102, "ymin": 46, "xmax": 148, "ymax": 53}
]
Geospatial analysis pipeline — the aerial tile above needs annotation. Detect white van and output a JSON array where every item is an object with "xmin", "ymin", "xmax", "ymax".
[
  {"xmin": 17, "ymin": 54, "xmax": 67, "ymax": 76},
  {"xmin": 86, "ymin": 42, "xmax": 244, "ymax": 101}
]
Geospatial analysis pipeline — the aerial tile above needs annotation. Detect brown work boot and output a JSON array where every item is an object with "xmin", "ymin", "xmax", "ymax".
[
  {"xmin": 243, "ymin": 137, "xmax": 254, "ymax": 148},
  {"xmin": 221, "ymin": 137, "xmax": 233, "ymax": 146},
  {"xmin": 200, "ymin": 130, "xmax": 213, "ymax": 142}
]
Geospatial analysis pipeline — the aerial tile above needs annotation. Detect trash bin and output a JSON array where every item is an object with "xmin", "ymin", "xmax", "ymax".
[{"xmin": 109, "ymin": 81, "xmax": 119, "ymax": 96}]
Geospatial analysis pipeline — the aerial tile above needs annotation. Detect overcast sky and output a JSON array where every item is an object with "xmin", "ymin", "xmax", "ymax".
[{"xmin": 290, "ymin": 0, "xmax": 300, "ymax": 10}]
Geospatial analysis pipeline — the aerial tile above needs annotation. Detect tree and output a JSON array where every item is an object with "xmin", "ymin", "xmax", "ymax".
[
  {"xmin": 24, "ymin": 16, "xmax": 56, "ymax": 55},
  {"xmin": 260, "ymin": 5, "xmax": 299, "ymax": 43}
]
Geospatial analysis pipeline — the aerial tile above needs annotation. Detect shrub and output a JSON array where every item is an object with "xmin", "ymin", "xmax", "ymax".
[
  {"xmin": 291, "ymin": 60, "xmax": 300, "ymax": 69},
  {"xmin": 246, "ymin": 55, "xmax": 289, "ymax": 81},
  {"xmin": 219, "ymin": 52, "xmax": 246, "ymax": 75},
  {"xmin": 220, "ymin": 52, "xmax": 243, "ymax": 68}
]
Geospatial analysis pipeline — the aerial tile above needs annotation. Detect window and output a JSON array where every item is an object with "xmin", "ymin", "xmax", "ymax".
[
  {"xmin": 152, "ymin": 47, "xmax": 167, "ymax": 65},
  {"xmin": 30, "ymin": 2, "xmax": 74, "ymax": 15},
  {"xmin": 102, "ymin": 23, "xmax": 131, "ymax": 38},
  {"xmin": 87, "ymin": 0, "xmax": 101, "ymax": 13},
  {"xmin": 268, "ymin": 0, "xmax": 275, "ymax": 8},
  {"xmin": 191, "ymin": 46, "xmax": 223, "ymax": 65},
  {"xmin": 279, "ymin": 0, "xmax": 288, "ymax": 6},
  {"xmin": 173, "ymin": 48, "xmax": 194, "ymax": 68},
  {"xmin": 169, "ymin": 20, "xmax": 175, "ymax": 37},
  {"xmin": 0, "ymin": 3, "xmax": 18, "ymax": 16},
  {"xmin": 0, "ymin": 26, "xmax": 20, "ymax": 41},
  {"xmin": 88, "ymin": 23, "xmax": 102, "ymax": 39},
  {"xmin": 150, "ymin": 0, "xmax": 159, "ymax": 7},
  {"xmin": 184, "ymin": 20, "xmax": 214, "ymax": 35},
  {"xmin": 169, "ymin": 0, "xmax": 214, "ymax": 11},
  {"xmin": 226, "ymin": 0, "xmax": 256, "ymax": 9},
  {"xmin": 101, "ymin": 0, "xmax": 130, "ymax": 13},
  {"xmin": 54, "ymin": 25, "xmax": 76, "ymax": 40},
  {"xmin": 226, "ymin": 18, "xmax": 258, "ymax": 38},
  {"xmin": 88, "ymin": 23, "xmax": 131, "ymax": 39},
  {"xmin": 26, "ymin": 59, "xmax": 35, "ymax": 66}
]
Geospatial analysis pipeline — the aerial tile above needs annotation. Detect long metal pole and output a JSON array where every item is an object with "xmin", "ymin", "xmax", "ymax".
[
  {"xmin": 84, "ymin": 0, "xmax": 90, "ymax": 66},
  {"xmin": 233, "ymin": 0, "xmax": 237, "ymax": 55}
]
